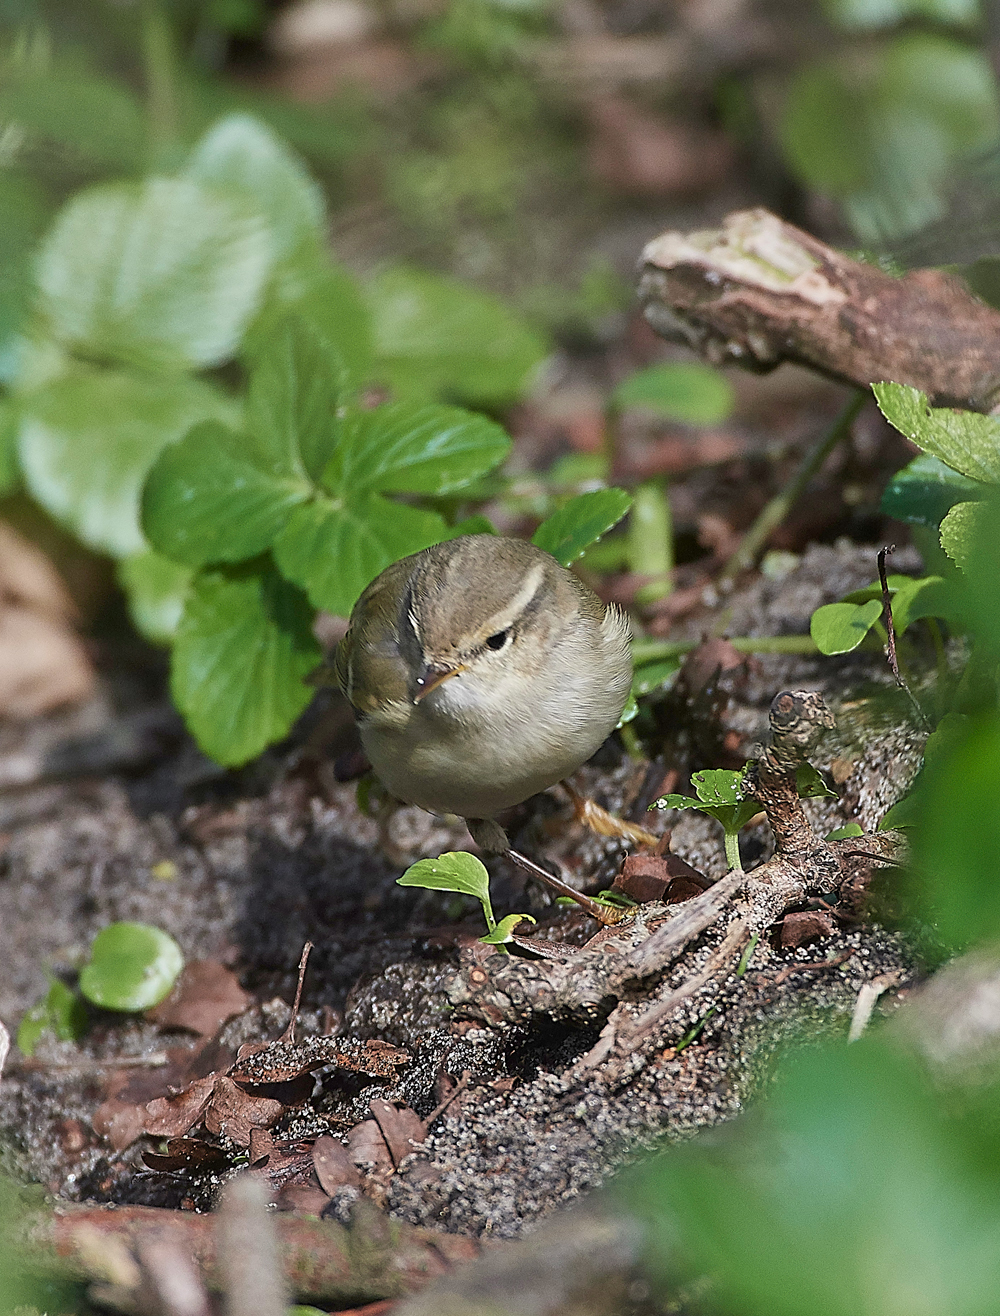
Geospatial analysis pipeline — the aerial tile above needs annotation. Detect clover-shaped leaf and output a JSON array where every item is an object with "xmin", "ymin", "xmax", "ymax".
[
  {"xmin": 532, "ymin": 488, "xmax": 632, "ymax": 566},
  {"xmin": 939, "ymin": 500, "xmax": 981, "ymax": 571}
]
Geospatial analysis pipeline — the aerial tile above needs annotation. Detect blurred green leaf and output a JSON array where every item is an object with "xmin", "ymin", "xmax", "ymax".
[
  {"xmin": 117, "ymin": 550, "xmax": 193, "ymax": 645},
  {"xmin": 323, "ymin": 402, "xmax": 511, "ymax": 497},
  {"xmin": 0, "ymin": 68, "xmax": 147, "ymax": 171},
  {"xmin": 875, "ymin": 383, "xmax": 1000, "ymax": 485},
  {"xmin": 880, "ymin": 453, "xmax": 987, "ymax": 527},
  {"xmin": 273, "ymin": 494, "xmax": 447, "ymax": 616},
  {"xmin": 246, "ymin": 257, "xmax": 374, "ymax": 393},
  {"xmin": 652, "ymin": 768, "xmax": 760, "ymax": 834},
  {"xmin": 0, "ymin": 400, "xmax": 20, "ymax": 496},
  {"xmin": 531, "ymin": 488, "xmax": 632, "ymax": 566},
  {"xmin": 79, "ymin": 922, "xmax": 184, "ymax": 1012},
  {"xmin": 171, "ymin": 562, "xmax": 320, "ymax": 765},
  {"xmin": 369, "ymin": 264, "xmax": 548, "ymax": 406},
  {"xmin": 36, "ymin": 177, "xmax": 274, "ymax": 371},
  {"xmin": 247, "ymin": 314, "xmax": 344, "ymax": 482},
  {"xmin": 612, "ymin": 363, "xmax": 734, "ymax": 425},
  {"xmin": 19, "ymin": 370, "xmax": 234, "ymax": 557},
  {"xmin": 826, "ymin": 822, "xmax": 865, "ymax": 838},
  {"xmin": 0, "ymin": 172, "xmax": 52, "ymax": 358},
  {"xmin": 626, "ymin": 1040, "xmax": 1000, "ymax": 1316},
  {"xmin": 142, "ymin": 419, "xmax": 311, "ymax": 567},
  {"xmin": 183, "ymin": 113, "xmax": 325, "ymax": 263},
  {"xmin": 632, "ymin": 657, "xmax": 681, "ymax": 698},
  {"xmin": 16, "ymin": 977, "xmax": 86, "ymax": 1056},
  {"xmin": 782, "ymin": 36, "xmax": 1000, "ymax": 243},
  {"xmin": 810, "ymin": 600, "xmax": 883, "ymax": 654},
  {"xmin": 939, "ymin": 500, "xmax": 981, "ymax": 570},
  {"xmin": 821, "ymin": 0, "xmax": 979, "ymax": 27}
]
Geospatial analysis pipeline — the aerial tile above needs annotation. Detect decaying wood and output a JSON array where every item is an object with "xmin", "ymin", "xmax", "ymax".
[
  {"xmin": 637, "ymin": 208, "xmax": 1000, "ymax": 412},
  {"xmin": 50, "ymin": 1198, "xmax": 480, "ymax": 1307},
  {"xmin": 449, "ymin": 690, "xmax": 905, "ymax": 1038}
]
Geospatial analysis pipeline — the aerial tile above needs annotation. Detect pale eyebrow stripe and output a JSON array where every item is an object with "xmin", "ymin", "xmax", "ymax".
[{"xmin": 479, "ymin": 560, "xmax": 546, "ymax": 636}]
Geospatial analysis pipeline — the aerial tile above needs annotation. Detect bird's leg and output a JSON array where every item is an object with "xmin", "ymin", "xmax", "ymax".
[
  {"xmin": 560, "ymin": 780, "xmax": 660, "ymax": 848},
  {"xmin": 506, "ymin": 847, "xmax": 623, "ymax": 924},
  {"xmin": 466, "ymin": 816, "xmax": 621, "ymax": 924}
]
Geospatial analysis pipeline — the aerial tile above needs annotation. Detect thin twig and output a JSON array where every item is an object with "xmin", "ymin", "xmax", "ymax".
[
  {"xmin": 424, "ymin": 1072, "xmax": 472, "ymax": 1129},
  {"xmin": 279, "ymin": 942, "xmax": 314, "ymax": 1046},
  {"xmin": 719, "ymin": 390, "xmax": 866, "ymax": 582},
  {"xmin": 877, "ymin": 544, "xmax": 932, "ymax": 731}
]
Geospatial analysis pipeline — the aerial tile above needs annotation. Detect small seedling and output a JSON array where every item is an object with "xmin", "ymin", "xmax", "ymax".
[
  {"xmin": 78, "ymin": 922, "xmax": 184, "ymax": 1012},
  {"xmin": 397, "ymin": 851, "xmax": 534, "ymax": 955},
  {"xmin": 652, "ymin": 764, "xmax": 836, "ymax": 873},
  {"xmin": 16, "ymin": 977, "xmax": 88, "ymax": 1056}
]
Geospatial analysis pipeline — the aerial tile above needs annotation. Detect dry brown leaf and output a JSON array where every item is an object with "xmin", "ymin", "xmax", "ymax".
[
  {"xmin": 203, "ymin": 1076, "xmax": 286, "ymax": 1147},
  {"xmin": 147, "ymin": 960, "xmax": 252, "ymax": 1037},
  {"xmin": 312, "ymin": 1134, "xmax": 361, "ymax": 1193},
  {"xmin": 369, "ymin": 1099, "xmax": 426, "ymax": 1167},
  {"xmin": 346, "ymin": 1119, "xmax": 393, "ymax": 1175}
]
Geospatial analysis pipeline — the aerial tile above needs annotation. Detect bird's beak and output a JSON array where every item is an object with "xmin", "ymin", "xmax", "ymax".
[{"xmin": 413, "ymin": 661, "xmax": 466, "ymax": 703}]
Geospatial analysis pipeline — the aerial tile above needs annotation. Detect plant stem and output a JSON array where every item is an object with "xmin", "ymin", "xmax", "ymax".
[
  {"xmin": 631, "ymin": 633, "xmax": 819, "ymax": 666},
  {"xmin": 629, "ymin": 477, "xmax": 674, "ymax": 603},
  {"xmin": 724, "ymin": 830, "xmax": 743, "ymax": 873},
  {"xmin": 719, "ymin": 390, "xmax": 867, "ymax": 583},
  {"xmin": 142, "ymin": 0, "xmax": 179, "ymax": 159}
]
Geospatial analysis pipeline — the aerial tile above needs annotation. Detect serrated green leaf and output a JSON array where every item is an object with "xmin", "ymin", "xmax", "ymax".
[
  {"xmin": 874, "ymin": 383, "xmax": 1000, "ymax": 485},
  {"xmin": 79, "ymin": 922, "xmax": 184, "ymax": 1012},
  {"xmin": 171, "ymin": 562, "xmax": 320, "ymax": 765},
  {"xmin": 36, "ymin": 177, "xmax": 274, "ymax": 372},
  {"xmin": 612, "ymin": 363, "xmax": 734, "ymax": 425},
  {"xmin": 398, "ymin": 851, "xmax": 492, "ymax": 903},
  {"xmin": 273, "ymin": 494, "xmax": 447, "ymax": 616},
  {"xmin": 810, "ymin": 600, "xmax": 884, "ymax": 654},
  {"xmin": 692, "ymin": 768, "xmax": 748, "ymax": 806},
  {"xmin": 246, "ymin": 257, "xmax": 373, "ymax": 393},
  {"xmin": 142, "ymin": 419, "xmax": 310, "ymax": 567},
  {"xmin": 184, "ymin": 113, "xmax": 325, "ymax": 263},
  {"xmin": 369, "ymin": 264, "xmax": 548, "ymax": 406},
  {"xmin": 880, "ymin": 453, "xmax": 986, "ymax": 528},
  {"xmin": 480, "ymin": 913, "xmax": 537, "ymax": 944},
  {"xmin": 939, "ymin": 500, "xmax": 981, "ymax": 571},
  {"xmin": 117, "ymin": 551, "xmax": 194, "ymax": 645},
  {"xmin": 796, "ymin": 763, "xmax": 837, "ymax": 800},
  {"xmin": 247, "ymin": 314, "xmax": 344, "ymax": 481},
  {"xmin": 19, "ymin": 371, "xmax": 235, "ymax": 557},
  {"xmin": 531, "ymin": 488, "xmax": 632, "ymax": 566},
  {"xmin": 324, "ymin": 403, "xmax": 511, "ymax": 497}
]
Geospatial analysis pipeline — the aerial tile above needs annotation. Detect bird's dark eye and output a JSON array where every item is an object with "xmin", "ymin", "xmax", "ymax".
[{"xmin": 486, "ymin": 630, "xmax": 510, "ymax": 651}]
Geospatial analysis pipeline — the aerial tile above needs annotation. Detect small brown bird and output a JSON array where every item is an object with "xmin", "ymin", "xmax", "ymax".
[{"xmin": 335, "ymin": 534, "xmax": 633, "ymax": 909}]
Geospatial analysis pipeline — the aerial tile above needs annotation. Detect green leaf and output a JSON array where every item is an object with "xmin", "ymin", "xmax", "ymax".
[
  {"xmin": 612, "ymin": 363, "xmax": 734, "ymax": 425},
  {"xmin": 880, "ymin": 453, "xmax": 986, "ymax": 528},
  {"xmin": 632, "ymin": 658, "xmax": 682, "ymax": 698},
  {"xmin": 183, "ymin": 113, "xmax": 325, "ymax": 263},
  {"xmin": 117, "ymin": 551, "xmax": 194, "ymax": 645},
  {"xmin": 0, "ymin": 400, "xmax": 20, "ymax": 496},
  {"xmin": 79, "ymin": 922, "xmax": 184, "ymax": 1012},
  {"xmin": 142, "ymin": 419, "xmax": 310, "ymax": 567},
  {"xmin": 531, "ymin": 489, "xmax": 633, "ymax": 566},
  {"xmin": 879, "ymin": 791, "xmax": 920, "ymax": 830},
  {"xmin": 826, "ymin": 823, "xmax": 864, "ymax": 839},
  {"xmin": 273, "ymin": 494, "xmax": 447, "ymax": 616},
  {"xmin": 19, "ymin": 371, "xmax": 235, "ymax": 557},
  {"xmin": 692, "ymin": 768, "xmax": 749, "ymax": 807},
  {"xmin": 246, "ymin": 257, "xmax": 373, "ymax": 394},
  {"xmin": 36, "ymin": 177, "xmax": 274, "ymax": 371},
  {"xmin": 0, "ymin": 67, "xmax": 147, "ymax": 172},
  {"xmin": 651, "ymin": 792, "xmax": 704, "ymax": 812},
  {"xmin": 397, "ymin": 851, "xmax": 495, "ymax": 930},
  {"xmin": 324, "ymin": 403, "xmax": 511, "ymax": 497},
  {"xmin": 874, "ymin": 383, "xmax": 1000, "ymax": 485},
  {"xmin": 617, "ymin": 692, "xmax": 639, "ymax": 726},
  {"xmin": 939, "ymin": 500, "xmax": 981, "ymax": 571},
  {"xmin": 0, "ymin": 173, "xmax": 52, "ymax": 362},
  {"xmin": 821, "ymin": 0, "xmax": 979, "ymax": 29},
  {"xmin": 795, "ymin": 763, "xmax": 837, "ymax": 800},
  {"xmin": 247, "ymin": 314, "xmax": 344, "ymax": 482},
  {"xmin": 369, "ymin": 265, "xmax": 548, "ymax": 406},
  {"xmin": 810, "ymin": 600, "xmax": 884, "ymax": 654},
  {"xmin": 890, "ymin": 575, "xmax": 955, "ymax": 633},
  {"xmin": 652, "ymin": 769, "xmax": 760, "ymax": 834},
  {"xmin": 16, "ymin": 978, "xmax": 87, "ymax": 1057},
  {"xmin": 480, "ymin": 913, "xmax": 537, "ymax": 944},
  {"xmin": 170, "ymin": 562, "xmax": 320, "ymax": 766}
]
